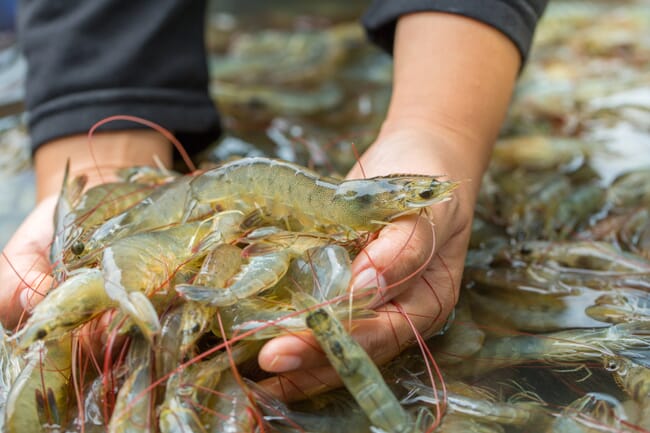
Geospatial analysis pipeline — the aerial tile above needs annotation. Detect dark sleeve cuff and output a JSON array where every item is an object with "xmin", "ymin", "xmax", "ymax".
[
  {"xmin": 362, "ymin": 0, "xmax": 549, "ymax": 63},
  {"xmin": 18, "ymin": 0, "xmax": 220, "ymax": 154}
]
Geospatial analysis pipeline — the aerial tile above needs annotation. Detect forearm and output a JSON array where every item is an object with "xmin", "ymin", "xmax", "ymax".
[
  {"xmin": 34, "ymin": 131, "xmax": 172, "ymax": 201},
  {"xmin": 381, "ymin": 12, "xmax": 520, "ymax": 195}
]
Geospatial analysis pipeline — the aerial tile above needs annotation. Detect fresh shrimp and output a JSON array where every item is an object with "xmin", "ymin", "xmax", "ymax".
[
  {"xmin": 603, "ymin": 355, "xmax": 650, "ymax": 429},
  {"xmin": 158, "ymin": 341, "xmax": 260, "ymax": 433},
  {"xmin": 78, "ymin": 175, "xmax": 214, "ymax": 267},
  {"xmin": 401, "ymin": 377, "xmax": 551, "ymax": 429},
  {"xmin": 186, "ymin": 156, "xmax": 458, "ymax": 233},
  {"xmin": 102, "ymin": 219, "xmax": 218, "ymax": 341},
  {"xmin": 108, "ymin": 334, "xmax": 155, "ymax": 433},
  {"xmin": 252, "ymin": 383, "xmax": 372, "ymax": 433},
  {"xmin": 513, "ymin": 241, "xmax": 650, "ymax": 273},
  {"xmin": 303, "ymin": 297, "xmax": 414, "ymax": 433},
  {"xmin": 447, "ymin": 322, "xmax": 650, "ymax": 378},
  {"xmin": 16, "ymin": 268, "xmax": 116, "ymax": 349},
  {"xmin": 586, "ymin": 289, "xmax": 650, "ymax": 324},
  {"xmin": 177, "ymin": 229, "xmax": 342, "ymax": 307},
  {"xmin": 4, "ymin": 336, "xmax": 73, "ymax": 433}
]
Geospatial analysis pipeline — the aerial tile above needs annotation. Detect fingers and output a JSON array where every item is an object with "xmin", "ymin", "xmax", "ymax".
[
  {"xmin": 349, "ymin": 214, "xmax": 435, "ymax": 308},
  {"xmin": 258, "ymin": 262, "xmax": 459, "ymax": 401}
]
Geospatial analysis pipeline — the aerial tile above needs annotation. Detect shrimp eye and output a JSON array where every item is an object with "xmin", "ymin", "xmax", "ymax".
[
  {"xmin": 605, "ymin": 360, "xmax": 618, "ymax": 371},
  {"xmin": 71, "ymin": 240, "xmax": 85, "ymax": 256},
  {"xmin": 419, "ymin": 190, "xmax": 433, "ymax": 200}
]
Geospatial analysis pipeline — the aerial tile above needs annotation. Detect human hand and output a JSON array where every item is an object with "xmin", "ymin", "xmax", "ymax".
[
  {"xmin": 257, "ymin": 124, "xmax": 480, "ymax": 400},
  {"xmin": 0, "ymin": 131, "xmax": 172, "ymax": 338},
  {"xmin": 0, "ymin": 196, "xmax": 57, "ymax": 329}
]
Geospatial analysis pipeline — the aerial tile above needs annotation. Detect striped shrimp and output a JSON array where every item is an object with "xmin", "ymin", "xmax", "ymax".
[{"xmin": 186, "ymin": 156, "xmax": 458, "ymax": 233}]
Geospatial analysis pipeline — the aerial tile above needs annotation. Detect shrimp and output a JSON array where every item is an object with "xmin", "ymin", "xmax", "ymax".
[
  {"xmin": 158, "ymin": 341, "xmax": 260, "ymax": 433},
  {"xmin": 79, "ymin": 175, "xmax": 214, "ymax": 266},
  {"xmin": 186, "ymin": 157, "xmax": 458, "ymax": 233},
  {"xmin": 304, "ymin": 299, "xmax": 414, "ymax": 433},
  {"xmin": 603, "ymin": 355, "xmax": 650, "ymax": 429},
  {"xmin": 0, "ymin": 324, "xmax": 22, "ymax": 432},
  {"xmin": 102, "ymin": 219, "xmax": 218, "ymax": 341},
  {"xmin": 550, "ymin": 393, "xmax": 631, "ymax": 433},
  {"xmin": 448, "ymin": 322, "xmax": 650, "ymax": 378},
  {"xmin": 108, "ymin": 334, "xmax": 155, "ymax": 433},
  {"xmin": 177, "ymin": 229, "xmax": 340, "ymax": 307},
  {"xmin": 252, "ymin": 384, "xmax": 372, "ymax": 433},
  {"xmin": 16, "ymin": 268, "xmax": 116, "ymax": 349},
  {"xmin": 586, "ymin": 289, "xmax": 650, "ymax": 324},
  {"xmin": 401, "ymin": 377, "xmax": 551, "ymax": 429},
  {"xmin": 4, "ymin": 336, "xmax": 72, "ymax": 433},
  {"xmin": 513, "ymin": 241, "xmax": 650, "ymax": 273}
]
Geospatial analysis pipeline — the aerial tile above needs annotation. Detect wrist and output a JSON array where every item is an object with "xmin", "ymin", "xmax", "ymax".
[
  {"xmin": 373, "ymin": 120, "xmax": 491, "ymax": 199},
  {"xmin": 34, "ymin": 130, "xmax": 172, "ymax": 201}
]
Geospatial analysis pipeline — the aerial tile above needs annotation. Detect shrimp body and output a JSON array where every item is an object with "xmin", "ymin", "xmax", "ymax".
[
  {"xmin": 108, "ymin": 334, "xmax": 154, "ymax": 433},
  {"xmin": 4, "ymin": 337, "xmax": 72, "ymax": 433},
  {"xmin": 305, "ymin": 306, "xmax": 413, "ymax": 433},
  {"xmin": 604, "ymin": 356, "xmax": 650, "ymax": 429},
  {"xmin": 102, "ymin": 220, "xmax": 216, "ymax": 341},
  {"xmin": 188, "ymin": 157, "xmax": 458, "ymax": 232},
  {"xmin": 17, "ymin": 268, "xmax": 116, "ymax": 349}
]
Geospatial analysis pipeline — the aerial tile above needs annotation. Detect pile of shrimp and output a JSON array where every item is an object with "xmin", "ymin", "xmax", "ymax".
[
  {"xmin": 0, "ymin": 141, "xmax": 461, "ymax": 433},
  {"xmin": 2, "ymin": 1, "xmax": 650, "ymax": 432}
]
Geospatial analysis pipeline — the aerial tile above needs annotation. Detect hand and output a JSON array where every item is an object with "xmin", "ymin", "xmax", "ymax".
[
  {"xmin": 0, "ymin": 196, "xmax": 57, "ymax": 329},
  {"xmin": 257, "ymin": 125, "xmax": 478, "ymax": 400},
  {"xmin": 0, "ymin": 130, "xmax": 172, "ymax": 336}
]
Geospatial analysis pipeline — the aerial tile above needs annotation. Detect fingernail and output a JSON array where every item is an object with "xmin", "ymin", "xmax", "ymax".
[
  {"xmin": 350, "ymin": 267, "xmax": 386, "ymax": 291},
  {"xmin": 268, "ymin": 355, "xmax": 302, "ymax": 372},
  {"xmin": 350, "ymin": 268, "xmax": 388, "ymax": 308},
  {"xmin": 19, "ymin": 289, "xmax": 31, "ymax": 310}
]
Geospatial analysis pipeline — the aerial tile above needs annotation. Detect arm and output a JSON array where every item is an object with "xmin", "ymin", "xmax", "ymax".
[{"xmin": 257, "ymin": 12, "xmax": 520, "ymax": 400}]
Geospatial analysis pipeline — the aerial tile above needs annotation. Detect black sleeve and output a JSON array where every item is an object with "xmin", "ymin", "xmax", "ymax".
[
  {"xmin": 17, "ymin": 0, "xmax": 221, "ymax": 153},
  {"xmin": 362, "ymin": 0, "xmax": 549, "ymax": 62}
]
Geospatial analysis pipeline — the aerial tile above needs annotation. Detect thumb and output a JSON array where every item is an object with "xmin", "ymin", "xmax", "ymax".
[
  {"xmin": 0, "ymin": 196, "xmax": 57, "ymax": 328},
  {"xmin": 349, "ymin": 214, "xmax": 435, "ymax": 308}
]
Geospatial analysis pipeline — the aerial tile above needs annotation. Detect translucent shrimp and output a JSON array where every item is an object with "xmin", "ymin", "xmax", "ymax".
[
  {"xmin": 303, "ymin": 297, "xmax": 414, "ymax": 433},
  {"xmin": 448, "ymin": 322, "xmax": 650, "ymax": 378},
  {"xmin": 186, "ymin": 157, "xmax": 458, "ymax": 233},
  {"xmin": 177, "ymin": 229, "xmax": 340, "ymax": 307},
  {"xmin": 16, "ymin": 268, "xmax": 116, "ymax": 349},
  {"xmin": 401, "ymin": 377, "xmax": 551, "ymax": 429},
  {"xmin": 79, "ymin": 175, "xmax": 214, "ymax": 266},
  {"xmin": 102, "ymin": 219, "xmax": 218, "ymax": 341},
  {"xmin": 158, "ymin": 341, "xmax": 260, "ymax": 433},
  {"xmin": 4, "ymin": 337, "xmax": 72, "ymax": 433},
  {"xmin": 603, "ymin": 355, "xmax": 650, "ymax": 429},
  {"xmin": 108, "ymin": 334, "xmax": 155, "ymax": 433}
]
